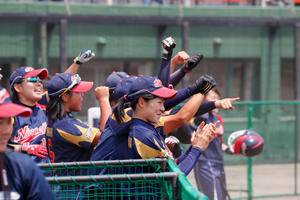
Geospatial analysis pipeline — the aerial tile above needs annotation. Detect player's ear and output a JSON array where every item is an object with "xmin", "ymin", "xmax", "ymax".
[
  {"xmin": 61, "ymin": 93, "xmax": 70, "ymax": 103},
  {"xmin": 13, "ymin": 83, "xmax": 22, "ymax": 93},
  {"xmin": 137, "ymin": 97, "xmax": 146, "ymax": 108}
]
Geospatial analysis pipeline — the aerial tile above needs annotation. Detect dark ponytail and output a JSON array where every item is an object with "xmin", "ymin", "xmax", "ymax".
[
  {"xmin": 46, "ymin": 92, "xmax": 71, "ymax": 123},
  {"xmin": 112, "ymin": 97, "xmax": 127, "ymax": 125},
  {"xmin": 112, "ymin": 93, "xmax": 157, "ymax": 125}
]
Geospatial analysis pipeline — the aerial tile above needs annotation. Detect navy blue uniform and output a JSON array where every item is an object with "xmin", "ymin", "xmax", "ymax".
[
  {"xmin": 0, "ymin": 151, "xmax": 54, "ymax": 200},
  {"xmin": 193, "ymin": 112, "xmax": 227, "ymax": 200},
  {"xmin": 11, "ymin": 100, "xmax": 49, "ymax": 163},
  {"xmin": 46, "ymin": 112, "xmax": 99, "ymax": 164},
  {"xmin": 91, "ymin": 107, "xmax": 167, "ymax": 162}
]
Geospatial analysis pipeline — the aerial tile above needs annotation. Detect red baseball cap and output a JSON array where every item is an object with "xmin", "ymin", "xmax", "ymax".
[
  {"xmin": 127, "ymin": 76, "xmax": 177, "ymax": 100},
  {"xmin": 0, "ymin": 86, "xmax": 32, "ymax": 117},
  {"xmin": 47, "ymin": 73, "xmax": 93, "ymax": 97},
  {"xmin": 9, "ymin": 66, "xmax": 48, "ymax": 89}
]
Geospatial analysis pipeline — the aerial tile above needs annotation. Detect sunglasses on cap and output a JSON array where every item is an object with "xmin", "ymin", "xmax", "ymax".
[
  {"xmin": 59, "ymin": 74, "xmax": 81, "ymax": 97},
  {"xmin": 22, "ymin": 77, "xmax": 43, "ymax": 83}
]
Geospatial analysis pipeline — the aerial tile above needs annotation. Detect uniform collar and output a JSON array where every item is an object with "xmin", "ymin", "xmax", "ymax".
[
  {"xmin": 131, "ymin": 118, "xmax": 155, "ymax": 128},
  {"xmin": 66, "ymin": 112, "xmax": 73, "ymax": 118},
  {"xmin": 16, "ymin": 100, "xmax": 36, "ymax": 110}
]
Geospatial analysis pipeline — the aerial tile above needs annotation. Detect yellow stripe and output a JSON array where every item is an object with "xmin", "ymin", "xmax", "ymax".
[
  {"xmin": 57, "ymin": 125, "xmax": 98, "ymax": 147},
  {"xmin": 111, "ymin": 107, "xmax": 132, "ymax": 123},
  {"xmin": 134, "ymin": 137, "xmax": 172, "ymax": 159}
]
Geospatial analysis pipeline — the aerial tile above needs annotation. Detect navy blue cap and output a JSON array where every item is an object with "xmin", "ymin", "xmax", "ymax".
[
  {"xmin": 0, "ymin": 86, "xmax": 32, "ymax": 117},
  {"xmin": 9, "ymin": 66, "xmax": 48, "ymax": 89},
  {"xmin": 113, "ymin": 76, "xmax": 137, "ymax": 101},
  {"xmin": 47, "ymin": 73, "xmax": 93, "ymax": 97},
  {"xmin": 105, "ymin": 71, "xmax": 129, "ymax": 91},
  {"xmin": 126, "ymin": 76, "xmax": 177, "ymax": 100}
]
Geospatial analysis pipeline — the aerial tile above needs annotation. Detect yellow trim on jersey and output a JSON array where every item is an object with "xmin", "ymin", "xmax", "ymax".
[
  {"xmin": 154, "ymin": 116, "xmax": 165, "ymax": 128},
  {"xmin": 46, "ymin": 127, "xmax": 53, "ymax": 137},
  {"xmin": 57, "ymin": 125, "xmax": 98, "ymax": 147},
  {"xmin": 164, "ymin": 110, "xmax": 172, "ymax": 115},
  {"xmin": 128, "ymin": 137, "xmax": 132, "ymax": 149},
  {"xmin": 111, "ymin": 107, "xmax": 132, "ymax": 123},
  {"xmin": 134, "ymin": 137, "xmax": 172, "ymax": 159}
]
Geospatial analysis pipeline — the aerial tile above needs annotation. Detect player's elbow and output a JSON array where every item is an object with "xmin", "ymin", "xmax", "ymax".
[{"xmin": 176, "ymin": 114, "xmax": 190, "ymax": 126}]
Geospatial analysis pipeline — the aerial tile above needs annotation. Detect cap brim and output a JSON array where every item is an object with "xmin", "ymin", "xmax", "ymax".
[
  {"xmin": 72, "ymin": 81, "xmax": 94, "ymax": 93},
  {"xmin": 150, "ymin": 87, "xmax": 177, "ymax": 99},
  {"xmin": 0, "ymin": 103, "xmax": 32, "ymax": 117},
  {"xmin": 23, "ymin": 68, "xmax": 48, "ymax": 80}
]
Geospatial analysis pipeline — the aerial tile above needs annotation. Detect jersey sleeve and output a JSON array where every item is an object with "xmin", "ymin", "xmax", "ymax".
[
  {"xmin": 130, "ymin": 125, "xmax": 172, "ymax": 159},
  {"xmin": 55, "ymin": 119, "xmax": 99, "ymax": 149}
]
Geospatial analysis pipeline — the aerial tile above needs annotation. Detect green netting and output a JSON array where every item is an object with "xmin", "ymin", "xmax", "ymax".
[
  {"xmin": 38, "ymin": 159, "xmax": 208, "ymax": 200},
  {"xmin": 220, "ymin": 101, "xmax": 300, "ymax": 165},
  {"xmin": 46, "ymin": 173, "xmax": 175, "ymax": 200}
]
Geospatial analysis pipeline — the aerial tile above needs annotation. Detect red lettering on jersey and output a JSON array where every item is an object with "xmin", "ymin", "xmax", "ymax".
[
  {"xmin": 47, "ymin": 138, "xmax": 55, "ymax": 163},
  {"xmin": 14, "ymin": 122, "xmax": 47, "ymax": 144}
]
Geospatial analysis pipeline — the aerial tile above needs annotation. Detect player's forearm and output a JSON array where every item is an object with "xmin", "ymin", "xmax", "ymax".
[
  {"xmin": 163, "ymin": 93, "xmax": 204, "ymax": 134},
  {"xmin": 169, "ymin": 66, "xmax": 186, "ymax": 88},
  {"xmin": 164, "ymin": 88, "xmax": 191, "ymax": 111},
  {"xmin": 64, "ymin": 63, "xmax": 80, "ymax": 74},
  {"xmin": 194, "ymin": 101, "xmax": 216, "ymax": 117},
  {"xmin": 98, "ymin": 98, "xmax": 112, "ymax": 132},
  {"xmin": 176, "ymin": 93, "xmax": 204, "ymax": 123},
  {"xmin": 177, "ymin": 146, "xmax": 202, "ymax": 175},
  {"xmin": 170, "ymin": 57, "xmax": 177, "ymax": 74},
  {"xmin": 176, "ymin": 145, "xmax": 192, "ymax": 164},
  {"xmin": 157, "ymin": 58, "xmax": 171, "ymax": 87}
]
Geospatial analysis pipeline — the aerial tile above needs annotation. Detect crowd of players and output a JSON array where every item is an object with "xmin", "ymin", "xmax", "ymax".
[{"xmin": 0, "ymin": 37, "xmax": 242, "ymax": 199}]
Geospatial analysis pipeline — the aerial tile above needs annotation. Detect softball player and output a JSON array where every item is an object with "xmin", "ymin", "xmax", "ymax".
[
  {"xmin": 112, "ymin": 75, "xmax": 218, "ymax": 175},
  {"xmin": 9, "ymin": 66, "xmax": 49, "ymax": 163},
  {"xmin": 8, "ymin": 49, "xmax": 95, "ymax": 163},
  {"xmin": 193, "ymin": 88, "xmax": 234, "ymax": 200},
  {"xmin": 0, "ymin": 86, "xmax": 54, "ymax": 200},
  {"xmin": 91, "ymin": 74, "xmax": 216, "ymax": 164},
  {"xmin": 46, "ymin": 73, "xmax": 107, "ymax": 165}
]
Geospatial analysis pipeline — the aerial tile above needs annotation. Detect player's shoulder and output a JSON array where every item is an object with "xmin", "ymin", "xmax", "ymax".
[
  {"xmin": 130, "ymin": 119, "xmax": 154, "ymax": 138},
  {"xmin": 55, "ymin": 115, "xmax": 88, "ymax": 128},
  {"xmin": 6, "ymin": 151, "xmax": 35, "ymax": 169}
]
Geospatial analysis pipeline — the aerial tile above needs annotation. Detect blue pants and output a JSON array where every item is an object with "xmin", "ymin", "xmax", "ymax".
[{"xmin": 194, "ymin": 160, "xmax": 227, "ymax": 200}]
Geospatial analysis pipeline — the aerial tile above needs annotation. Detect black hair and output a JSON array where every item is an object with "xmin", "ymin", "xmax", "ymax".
[
  {"xmin": 109, "ymin": 89, "xmax": 116, "ymax": 104},
  {"xmin": 46, "ymin": 91, "xmax": 72, "ymax": 123},
  {"xmin": 11, "ymin": 80, "xmax": 23, "ymax": 103},
  {"xmin": 112, "ymin": 93, "xmax": 157, "ymax": 125},
  {"xmin": 11, "ymin": 89, "xmax": 19, "ymax": 103}
]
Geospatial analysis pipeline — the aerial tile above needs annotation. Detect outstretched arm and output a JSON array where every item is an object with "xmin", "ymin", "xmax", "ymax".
[
  {"xmin": 95, "ymin": 86, "xmax": 112, "ymax": 132},
  {"xmin": 163, "ymin": 93, "xmax": 204, "ymax": 134},
  {"xmin": 64, "ymin": 49, "xmax": 95, "ymax": 74},
  {"xmin": 158, "ymin": 37, "xmax": 176, "ymax": 87},
  {"xmin": 170, "ymin": 54, "xmax": 203, "ymax": 87}
]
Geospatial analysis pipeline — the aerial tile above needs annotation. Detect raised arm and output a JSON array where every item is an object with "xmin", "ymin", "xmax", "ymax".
[
  {"xmin": 94, "ymin": 86, "xmax": 112, "ymax": 132},
  {"xmin": 170, "ymin": 51, "xmax": 190, "ymax": 74},
  {"xmin": 170, "ymin": 54, "xmax": 203, "ymax": 87},
  {"xmin": 158, "ymin": 37, "xmax": 176, "ymax": 87},
  {"xmin": 64, "ymin": 49, "xmax": 95, "ymax": 74},
  {"xmin": 163, "ymin": 75, "xmax": 216, "ymax": 134}
]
